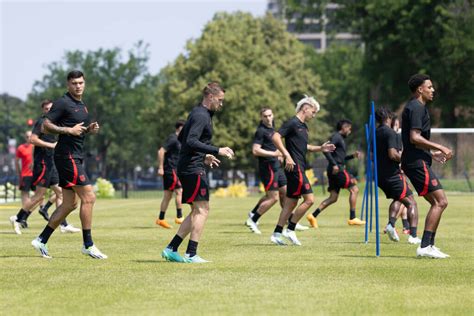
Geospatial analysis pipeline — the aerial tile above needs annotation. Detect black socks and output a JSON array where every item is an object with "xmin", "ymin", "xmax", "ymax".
[
  {"xmin": 39, "ymin": 225, "xmax": 55, "ymax": 244},
  {"xmin": 176, "ymin": 208, "xmax": 183, "ymax": 218},
  {"xmin": 186, "ymin": 240, "xmax": 198, "ymax": 257},
  {"xmin": 389, "ymin": 217, "xmax": 397, "ymax": 227},
  {"xmin": 82, "ymin": 229, "xmax": 93, "ymax": 248},
  {"xmin": 159, "ymin": 211, "xmax": 165, "ymax": 220},
  {"xmin": 274, "ymin": 225, "xmax": 283, "ymax": 234},
  {"xmin": 168, "ymin": 234, "xmax": 183, "ymax": 252},
  {"xmin": 312, "ymin": 208, "xmax": 321, "ymax": 218},
  {"xmin": 421, "ymin": 230, "xmax": 434, "ymax": 248},
  {"xmin": 16, "ymin": 209, "xmax": 30, "ymax": 222},
  {"xmin": 349, "ymin": 209, "xmax": 356, "ymax": 220}
]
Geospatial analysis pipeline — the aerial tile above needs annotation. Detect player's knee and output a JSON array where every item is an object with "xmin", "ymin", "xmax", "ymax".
[
  {"xmin": 303, "ymin": 196, "xmax": 314, "ymax": 207},
  {"xmin": 82, "ymin": 191, "xmax": 96, "ymax": 205},
  {"xmin": 438, "ymin": 198, "xmax": 448, "ymax": 210},
  {"xmin": 350, "ymin": 185, "xmax": 359, "ymax": 194}
]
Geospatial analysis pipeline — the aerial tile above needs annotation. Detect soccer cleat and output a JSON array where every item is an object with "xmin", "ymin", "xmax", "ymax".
[
  {"xmin": 403, "ymin": 228, "xmax": 411, "ymax": 235},
  {"xmin": 161, "ymin": 248, "xmax": 186, "ymax": 263},
  {"xmin": 245, "ymin": 218, "xmax": 261, "ymax": 234},
  {"xmin": 9, "ymin": 215, "xmax": 22, "ymax": 235},
  {"xmin": 432, "ymin": 246, "xmax": 450, "ymax": 258},
  {"xmin": 156, "ymin": 219, "xmax": 172, "ymax": 229},
  {"xmin": 20, "ymin": 220, "xmax": 28, "ymax": 229},
  {"xmin": 285, "ymin": 230, "xmax": 302, "ymax": 246},
  {"xmin": 348, "ymin": 218, "xmax": 366, "ymax": 226},
  {"xmin": 31, "ymin": 238, "xmax": 51, "ymax": 258},
  {"xmin": 246, "ymin": 212, "xmax": 260, "ymax": 225},
  {"xmin": 82, "ymin": 245, "xmax": 108, "ymax": 259},
  {"xmin": 282, "ymin": 228, "xmax": 289, "ymax": 238},
  {"xmin": 306, "ymin": 213, "xmax": 319, "ymax": 228},
  {"xmin": 183, "ymin": 254, "xmax": 211, "ymax": 263},
  {"xmin": 60, "ymin": 224, "xmax": 81, "ymax": 233},
  {"xmin": 408, "ymin": 236, "xmax": 422, "ymax": 244},
  {"xmin": 175, "ymin": 217, "xmax": 184, "ymax": 224},
  {"xmin": 38, "ymin": 207, "xmax": 50, "ymax": 221},
  {"xmin": 295, "ymin": 223, "xmax": 309, "ymax": 231},
  {"xmin": 270, "ymin": 232, "xmax": 287, "ymax": 246},
  {"xmin": 385, "ymin": 224, "xmax": 400, "ymax": 242},
  {"xmin": 416, "ymin": 245, "xmax": 447, "ymax": 259}
]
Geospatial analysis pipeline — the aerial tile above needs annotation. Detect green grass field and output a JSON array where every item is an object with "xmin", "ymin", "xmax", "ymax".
[{"xmin": 1, "ymin": 190, "xmax": 473, "ymax": 315}]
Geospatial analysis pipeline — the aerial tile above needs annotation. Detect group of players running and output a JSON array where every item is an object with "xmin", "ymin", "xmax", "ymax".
[{"xmin": 12, "ymin": 70, "xmax": 452, "ymax": 261}]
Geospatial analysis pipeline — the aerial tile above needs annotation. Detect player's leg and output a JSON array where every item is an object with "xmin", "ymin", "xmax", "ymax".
[
  {"xmin": 246, "ymin": 190, "xmax": 278, "ymax": 234},
  {"xmin": 285, "ymin": 193, "xmax": 314, "ymax": 246},
  {"xmin": 271, "ymin": 197, "xmax": 298, "ymax": 245},
  {"xmin": 174, "ymin": 188, "xmax": 184, "ymax": 224},
  {"xmin": 157, "ymin": 190, "xmax": 173, "ymax": 228},
  {"xmin": 10, "ymin": 186, "xmax": 47, "ymax": 234},
  {"xmin": 347, "ymin": 183, "xmax": 364, "ymax": 225},
  {"xmin": 421, "ymin": 189, "xmax": 448, "ymax": 249},
  {"xmin": 307, "ymin": 190, "xmax": 338, "ymax": 228},
  {"xmin": 400, "ymin": 195, "xmax": 420, "ymax": 244}
]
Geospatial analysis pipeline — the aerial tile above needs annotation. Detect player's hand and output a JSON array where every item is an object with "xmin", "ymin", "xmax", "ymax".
[
  {"xmin": 332, "ymin": 165, "xmax": 340, "ymax": 175},
  {"xmin": 69, "ymin": 122, "xmax": 88, "ymax": 136},
  {"xmin": 205, "ymin": 154, "xmax": 221, "ymax": 168},
  {"xmin": 440, "ymin": 146, "xmax": 453, "ymax": 161},
  {"xmin": 284, "ymin": 155, "xmax": 296, "ymax": 172},
  {"xmin": 49, "ymin": 142, "xmax": 57, "ymax": 149},
  {"xmin": 87, "ymin": 122, "xmax": 100, "ymax": 134},
  {"xmin": 432, "ymin": 151, "xmax": 447, "ymax": 164},
  {"xmin": 354, "ymin": 151, "xmax": 362, "ymax": 159},
  {"xmin": 157, "ymin": 167, "xmax": 164, "ymax": 176},
  {"xmin": 322, "ymin": 141, "xmax": 336, "ymax": 152},
  {"xmin": 218, "ymin": 147, "xmax": 234, "ymax": 160}
]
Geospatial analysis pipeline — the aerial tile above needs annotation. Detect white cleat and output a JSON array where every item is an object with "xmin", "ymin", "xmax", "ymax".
[
  {"xmin": 282, "ymin": 228, "xmax": 289, "ymax": 238},
  {"xmin": 408, "ymin": 236, "xmax": 422, "ymax": 244},
  {"xmin": 432, "ymin": 246, "xmax": 450, "ymax": 258},
  {"xmin": 9, "ymin": 215, "xmax": 22, "ymax": 235},
  {"xmin": 385, "ymin": 224, "xmax": 400, "ymax": 242},
  {"xmin": 246, "ymin": 212, "xmax": 260, "ymax": 225},
  {"xmin": 295, "ymin": 223, "xmax": 309, "ymax": 231},
  {"xmin": 416, "ymin": 245, "xmax": 448, "ymax": 259},
  {"xmin": 270, "ymin": 232, "xmax": 287, "ymax": 246},
  {"xmin": 82, "ymin": 245, "xmax": 108, "ymax": 259},
  {"xmin": 245, "ymin": 218, "xmax": 262, "ymax": 234},
  {"xmin": 60, "ymin": 224, "xmax": 81, "ymax": 233},
  {"xmin": 285, "ymin": 230, "xmax": 302, "ymax": 246},
  {"xmin": 31, "ymin": 238, "xmax": 51, "ymax": 258}
]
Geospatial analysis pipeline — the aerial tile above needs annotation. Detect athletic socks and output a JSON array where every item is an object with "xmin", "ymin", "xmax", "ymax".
[
  {"xmin": 43, "ymin": 201, "xmax": 53, "ymax": 211},
  {"xmin": 176, "ymin": 208, "xmax": 183, "ymax": 218},
  {"xmin": 82, "ymin": 229, "xmax": 93, "ymax": 248},
  {"xmin": 287, "ymin": 221, "xmax": 296, "ymax": 231},
  {"xmin": 389, "ymin": 217, "xmax": 397, "ymax": 227},
  {"xmin": 421, "ymin": 230, "xmax": 434, "ymax": 248},
  {"xmin": 159, "ymin": 211, "xmax": 165, "ymax": 220},
  {"xmin": 402, "ymin": 219, "xmax": 410, "ymax": 230},
  {"xmin": 168, "ymin": 234, "xmax": 183, "ymax": 252},
  {"xmin": 274, "ymin": 225, "xmax": 283, "ymax": 234},
  {"xmin": 251, "ymin": 212, "xmax": 261, "ymax": 223},
  {"xmin": 186, "ymin": 240, "xmax": 198, "ymax": 257},
  {"xmin": 38, "ymin": 225, "xmax": 55, "ymax": 244},
  {"xmin": 15, "ymin": 209, "xmax": 29, "ymax": 222},
  {"xmin": 349, "ymin": 209, "xmax": 356, "ymax": 220},
  {"xmin": 312, "ymin": 208, "xmax": 321, "ymax": 218},
  {"xmin": 410, "ymin": 227, "xmax": 417, "ymax": 238},
  {"xmin": 250, "ymin": 202, "xmax": 260, "ymax": 215},
  {"xmin": 430, "ymin": 232, "xmax": 436, "ymax": 246}
]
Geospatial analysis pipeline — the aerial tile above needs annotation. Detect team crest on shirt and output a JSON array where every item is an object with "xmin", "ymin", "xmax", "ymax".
[
  {"xmin": 40, "ymin": 179, "xmax": 46, "ymax": 184},
  {"xmin": 273, "ymin": 182, "xmax": 278, "ymax": 188},
  {"xmin": 200, "ymin": 188, "xmax": 207, "ymax": 196},
  {"xmin": 79, "ymin": 175, "xmax": 86, "ymax": 182},
  {"xmin": 431, "ymin": 179, "xmax": 438, "ymax": 186},
  {"xmin": 305, "ymin": 183, "xmax": 310, "ymax": 190}
]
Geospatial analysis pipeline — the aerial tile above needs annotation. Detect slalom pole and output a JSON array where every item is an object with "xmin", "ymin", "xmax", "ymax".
[
  {"xmin": 369, "ymin": 114, "xmax": 374, "ymax": 233},
  {"xmin": 371, "ymin": 101, "xmax": 380, "ymax": 257},
  {"xmin": 360, "ymin": 124, "xmax": 370, "ymax": 221},
  {"xmin": 364, "ymin": 123, "xmax": 370, "ymax": 243}
]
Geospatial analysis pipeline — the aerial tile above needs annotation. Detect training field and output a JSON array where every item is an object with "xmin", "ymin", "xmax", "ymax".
[{"xmin": 1, "ymin": 190, "xmax": 473, "ymax": 315}]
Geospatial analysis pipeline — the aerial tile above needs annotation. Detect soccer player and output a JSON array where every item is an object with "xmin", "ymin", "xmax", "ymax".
[
  {"xmin": 306, "ymin": 119, "xmax": 365, "ymax": 228},
  {"xmin": 375, "ymin": 107, "xmax": 420, "ymax": 244},
  {"xmin": 31, "ymin": 70, "xmax": 107, "ymax": 259},
  {"xmin": 156, "ymin": 120, "xmax": 186, "ymax": 228},
  {"xmin": 161, "ymin": 82, "xmax": 234, "ymax": 263},
  {"xmin": 10, "ymin": 100, "xmax": 80, "ymax": 234},
  {"xmin": 402, "ymin": 74, "xmax": 452, "ymax": 259},
  {"xmin": 270, "ymin": 95, "xmax": 335, "ymax": 246}
]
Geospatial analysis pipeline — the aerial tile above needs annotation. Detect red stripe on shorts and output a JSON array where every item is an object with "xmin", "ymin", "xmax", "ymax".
[
  {"xmin": 33, "ymin": 159, "xmax": 46, "ymax": 186},
  {"xmin": 420, "ymin": 161, "xmax": 430, "ymax": 196},
  {"xmin": 186, "ymin": 174, "xmax": 201, "ymax": 203},
  {"xmin": 264, "ymin": 165, "xmax": 274, "ymax": 191},
  {"xmin": 292, "ymin": 165, "xmax": 303, "ymax": 196},
  {"xmin": 343, "ymin": 170, "xmax": 350, "ymax": 188},
  {"xmin": 169, "ymin": 169, "xmax": 178, "ymax": 191},
  {"xmin": 65, "ymin": 153, "xmax": 78, "ymax": 188},
  {"xmin": 399, "ymin": 174, "xmax": 407, "ymax": 200}
]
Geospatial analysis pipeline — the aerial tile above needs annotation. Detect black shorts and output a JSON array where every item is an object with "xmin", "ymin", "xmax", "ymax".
[
  {"xmin": 55, "ymin": 157, "xmax": 91, "ymax": 190},
  {"xmin": 179, "ymin": 172, "xmax": 209, "ymax": 204},
  {"xmin": 378, "ymin": 173, "xmax": 413, "ymax": 200},
  {"xmin": 32, "ymin": 159, "xmax": 59, "ymax": 188},
  {"xmin": 328, "ymin": 169, "xmax": 355, "ymax": 193},
  {"xmin": 19, "ymin": 176, "xmax": 34, "ymax": 192},
  {"xmin": 403, "ymin": 161, "xmax": 442, "ymax": 196},
  {"xmin": 259, "ymin": 162, "xmax": 287, "ymax": 191},
  {"xmin": 163, "ymin": 170, "xmax": 182, "ymax": 191},
  {"xmin": 285, "ymin": 164, "xmax": 312, "ymax": 199}
]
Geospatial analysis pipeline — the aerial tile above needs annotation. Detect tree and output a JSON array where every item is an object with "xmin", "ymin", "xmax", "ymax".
[
  {"xmin": 145, "ymin": 12, "xmax": 331, "ymax": 170},
  {"xmin": 0, "ymin": 94, "xmax": 35, "ymax": 152}
]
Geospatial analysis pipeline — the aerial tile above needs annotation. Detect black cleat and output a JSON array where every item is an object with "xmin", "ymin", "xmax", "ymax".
[
  {"xmin": 38, "ymin": 207, "xmax": 50, "ymax": 221},
  {"xmin": 20, "ymin": 220, "xmax": 28, "ymax": 229}
]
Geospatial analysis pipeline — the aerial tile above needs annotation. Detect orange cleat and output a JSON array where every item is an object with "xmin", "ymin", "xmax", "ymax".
[
  {"xmin": 348, "ymin": 218, "xmax": 366, "ymax": 226},
  {"xmin": 175, "ymin": 217, "xmax": 184, "ymax": 225},
  {"xmin": 306, "ymin": 213, "xmax": 319, "ymax": 228},
  {"xmin": 156, "ymin": 219, "xmax": 172, "ymax": 229}
]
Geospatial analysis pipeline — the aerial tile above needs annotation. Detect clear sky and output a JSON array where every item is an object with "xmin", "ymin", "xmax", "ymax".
[{"xmin": 0, "ymin": 0, "xmax": 268, "ymax": 100}]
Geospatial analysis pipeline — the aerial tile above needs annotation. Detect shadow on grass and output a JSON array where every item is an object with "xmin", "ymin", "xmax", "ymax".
[
  {"xmin": 132, "ymin": 259, "xmax": 169, "ymax": 264},
  {"xmin": 219, "ymin": 231, "xmax": 251, "ymax": 234},
  {"xmin": 132, "ymin": 226, "xmax": 156, "ymax": 230},
  {"xmin": 340, "ymin": 254, "xmax": 413, "ymax": 259},
  {"xmin": 0, "ymin": 255, "xmax": 71, "ymax": 259}
]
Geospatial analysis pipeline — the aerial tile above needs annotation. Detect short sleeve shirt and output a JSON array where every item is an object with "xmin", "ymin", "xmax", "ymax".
[
  {"xmin": 253, "ymin": 122, "xmax": 278, "ymax": 166},
  {"xmin": 376, "ymin": 125, "xmax": 401, "ymax": 178},
  {"xmin": 278, "ymin": 117, "xmax": 308, "ymax": 168},
  {"xmin": 16, "ymin": 143, "xmax": 33, "ymax": 177},
  {"xmin": 163, "ymin": 133, "xmax": 181, "ymax": 172},
  {"xmin": 31, "ymin": 116, "xmax": 56, "ymax": 163}
]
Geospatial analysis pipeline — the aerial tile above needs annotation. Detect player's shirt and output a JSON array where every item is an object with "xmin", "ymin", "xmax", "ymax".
[
  {"xmin": 46, "ymin": 92, "xmax": 91, "ymax": 160},
  {"xmin": 177, "ymin": 104, "xmax": 219, "ymax": 176},
  {"xmin": 395, "ymin": 132, "xmax": 402, "ymax": 151},
  {"xmin": 253, "ymin": 122, "xmax": 278, "ymax": 167},
  {"xmin": 163, "ymin": 133, "xmax": 181, "ymax": 172},
  {"xmin": 278, "ymin": 116, "xmax": 309, "ymax": 169},
  {"xmin": 31, "ymin": 116, "xmax": 56, "ymax": 163},
  {"xmin": 401, "ymin": 98, "xmax": 431, "ymax": 167},
  {"xmin": 376, "ymin": 124, "xmax": 401, "ymax": 178},
  {"xmin": 323, "ymin": 132, "xmax": 354, "ymax": 169},
  {"xmin": 16, "ymin": 143, "xmax": 33, "ymax": 177}
]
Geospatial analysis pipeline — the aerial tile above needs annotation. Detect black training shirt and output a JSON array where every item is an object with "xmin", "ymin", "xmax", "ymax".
[
  {"xmin": 31, "ymin": 116, "xmax": 57, "ymax": 163},
  {"xmin": 163, "ymin": 133, "xmax": 181, "ymax": 172},
  {"xmin": 177, "ymin": 104, "xmax": 219, "ymax": 175},
  {"xmin": 376, "ymin": 124, "xmax": 401, "ymax": 178},
  {"xmin": 253, "ymin": 122, "xmax": 278, "ymax": 167},
  {"xmin": 278, "ymin": 116, "xmax": 309, "ymax": 169},
  {"xmin": 401, "ymin": 98, "xmax": 432, "ymax": 167},
  {"xmin": 324, "ymin": 132, "xmax": 354, "ymax": 170},
  {"xmin": 46, "ymin": 92, "xmax": 91, "ymax": 160}
]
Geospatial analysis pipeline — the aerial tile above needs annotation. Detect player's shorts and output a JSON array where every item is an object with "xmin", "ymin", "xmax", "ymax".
[
  {"xmin": 54, "ymin": 157, "xmax": 91, "ymax": 190},
  {"xmin": 179, "ymin": 171, "xmax": 209, "ymax": 204},
  {"xmin": 378, "ymin": 173, "xmax": 413, "ymax": 200},
  {"xmin": 327, "ymin": 168, "xmax": 356, "ymax": 193},
  {"xmin": 19, "ymin": 176, "xmax": 34, "ymax": 192},
  {"xmin": 163, "ymin": 170, "xmax": 182, "ymax": 191},
  {"xmin": 32, "ymin": 159, "xmax": 59, "ymax": 188},
  {"xmin": 403, "ymin": 161, "xmax": 442, "ymax": 196},
  {"xmin": 285, "ymin": 164, "xmax": 312, "ymax": 198},
  {"xmin": 259, "ymin": 162, "xmax": 287, "ymax": 191}
]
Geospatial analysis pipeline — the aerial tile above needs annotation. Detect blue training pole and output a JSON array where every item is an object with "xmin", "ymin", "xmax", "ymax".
[
  {"xmin": 364, "ymin": 123, "xmax": 370, "ymax": 243},
  {"xmin": 369, "ymin": 114, "xmax": 374, "ymax": 233},
  {"xmin": 371, "ymin": 101, "xmax": 381, "ymax": 257}
]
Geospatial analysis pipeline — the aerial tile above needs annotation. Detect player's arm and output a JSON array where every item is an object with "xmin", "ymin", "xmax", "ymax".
[
  {"xmin": 308, "ymin": 142, "xmax": 336, "ymax": 153},
  {"xmin": 272, "ymin": 132, "xmax": 295, "ymax": 171},
  {"xmin": 410, "ymin": 129, "xmax": 453, "ymax": 160},
  {"xmin": 388, "ymin": 148, "xmax": 401, "ymax": 162},
  {"xmin": 30, "ymin": 133, "xmax": 56, "ymax": 149},
  {"xmin": 43, "ymin": 118, "xmax": 87, "ymax": 136},
  {"xmin": 252, "ymin": 143, "xmax": 281, "ymax": 158},
  {"xmin": 187, "ymin": 115, "xmax": 234, "ymax": 159},
  {"xmin": 157, "ymin": 147, "xmax": 165, "ymax": 176}
]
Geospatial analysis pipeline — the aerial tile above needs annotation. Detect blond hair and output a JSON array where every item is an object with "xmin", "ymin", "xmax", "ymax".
[{"xmin": 295, "ymin": 95, "xmax": 320, "ymax": 113}]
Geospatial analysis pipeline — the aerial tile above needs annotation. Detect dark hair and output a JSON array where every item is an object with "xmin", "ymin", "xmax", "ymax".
[
  {"xmin": 336, "ymin": 119, "xmax": 352, "ymax": 131},
  {"xmin": 260, "ymin": 107, "xmax": 272, "ymax": 114},
  {"xmin": 175, "ymin": 120, "xmax": 185, "ymax": 129},
  {"xmin": 375, "ymin": 107, "xmax": 391, "ymax": 124},
  {"xmin": 408, "ymin": 74, "xmax": 430, "ymax": 93},
  {"xmin": 41, "ymin": 99, "xmax": 52, "ymax": 108},
  {"xmin": 203, "ymin": 82, "xmax": 225, "ymax": 97},
  {"xmin": 67, "ymin": 70, "xmax": 85, "ymax": 81}
]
